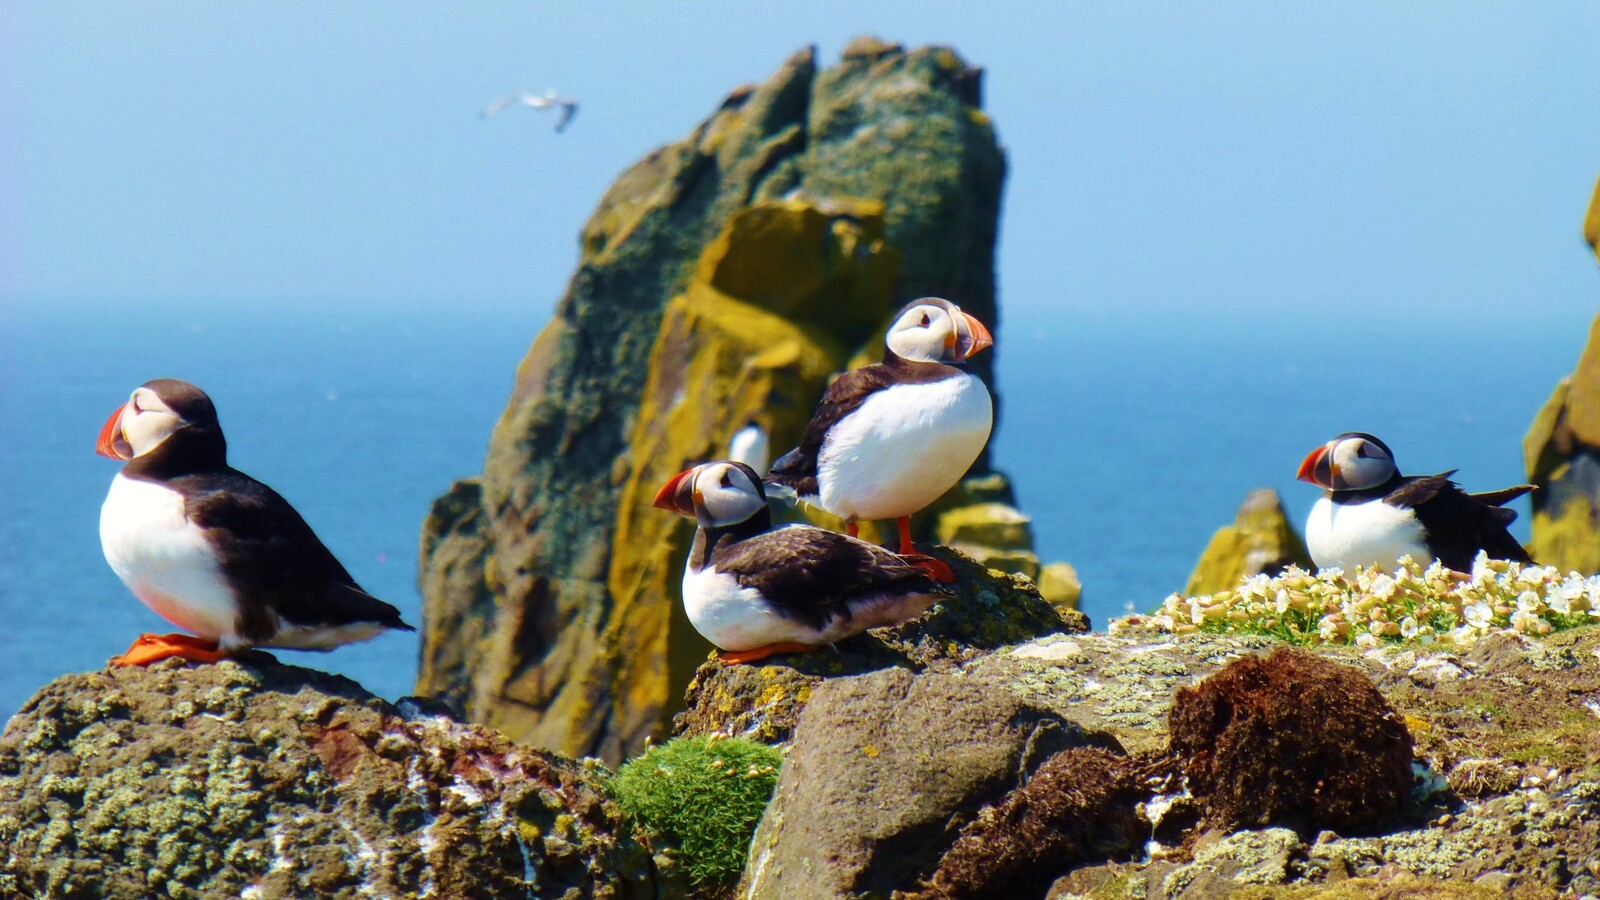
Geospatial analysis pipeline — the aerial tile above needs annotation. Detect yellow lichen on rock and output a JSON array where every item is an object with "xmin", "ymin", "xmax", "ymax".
[
  {"xmin": 1585, "ymin": 171, "xmax": 1600, "ymax": 261},
  {"xmin": 1538, "ymin": 316, "xmax": 1600, "ymax": 455},
  {"xmin": 927, "ymin": 474, "xmax": 1081, "ymax": 587},
  {"xmin": 1037, "ymin": 562, "xmax": 1082, "ymax": 613},
  {"xmin": 1524, "ymin": 377, "xmax": 1571, "ymax": 480},
  {"xmin": 937, "ymin": 502, "xmax": 1033, "ymax": 549},
  {"xmin": 601, "ymin": 198, "xmax": 901, "ymax": 748},
  {"xmin": 1521, "ymin": 175, "xmax": 1600, "ymax": 574},
  {"xmin": 1525, "ymin": 317, "xmax": 1600, "ymax": 573},
  {"xmin": 1529, "ymin": 481, "xmax": 1600, "ymax": 577},
  {"xmin": 1184, "ymin": 488, "xmax": 1313, "ymax": 597},
  {"xmin": 693, "ymin": 198, "xmax": 896, "ymax": 333}
]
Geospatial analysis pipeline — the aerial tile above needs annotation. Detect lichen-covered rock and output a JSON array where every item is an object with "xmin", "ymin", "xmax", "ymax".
[
  {"xmin": 1586, "ymin": 171, "xmax": 1600, "ymax": 266},
  {"xmin": 997, "ymin": 627, "xmax": 1600, "ymax": 781},
  {"xmin": 1038, "ymin": 562, "xmax": 1083, "ymax": 612},
  {"xmin": 1054, "ymin": 864, "xmax": 1562, "ymax": 900},
  {"xmin": 937, "ymin": 501, "xmax": 1033, "ymax": 549},
  {"xmin": 673, "ymin": 546, "xmax": 1085, "ymax": 745},
  {"xmin": 987, "ymin": 627, "xmax": 1600, "ymax": 897},
  {"xmin": 416, "ymin": 39, "xmax": 1008, "ymax": 765},
  {"xmin": 415, "ymin": 478, "xmax": 494, "ymax": 717},
  {"xmin": 936, "ymin": 500, "xmax": 1043, "ymax": 578},
  {"xmin": 692, "ymin": 625, "xmax": 1598, "ymax": 897},
  {"xmin": 1184, "ymin": 488, "xmax": 1314, "ymax": 597},
  {"xmin": 922, "ymin": 471, "xmax": 1083, "ymax": 586},
  {"xmin": 0, "ymin": 659, "xmax": 653, "ymax": 900},
  {"xmin": 1157, "ymin": 827, "xmax": 1305, "ymax": 899},
  {"xmin": 1169, "ymin": 648, "xmax": 1414, "ymax": 834},
  {"xmin": 1522, "ymin": 174, "xmax": 1600, "ymax": 575},
  {"xmin": 741, "ymin": 664, "xmax": 1119, "ymax": 900},
  {"xmin": 1524, "ymin": 315, "xmax": 1600, "ymax": 576}
]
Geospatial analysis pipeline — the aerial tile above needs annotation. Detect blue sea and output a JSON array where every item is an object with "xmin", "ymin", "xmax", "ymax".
[{"xmin": 0, "ymin": 304, "xmax": 1588, "ymax": 718}]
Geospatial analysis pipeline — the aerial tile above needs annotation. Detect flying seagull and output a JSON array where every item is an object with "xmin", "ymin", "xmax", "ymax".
[{"xmin": 482, "ymin": 90, "xmax": 578, "ymax": 133}]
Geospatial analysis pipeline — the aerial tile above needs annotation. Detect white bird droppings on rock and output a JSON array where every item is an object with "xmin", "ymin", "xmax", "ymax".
[{"xmin": 1011, "ymin": 637, "xmax": 1082, "ymax": 660}]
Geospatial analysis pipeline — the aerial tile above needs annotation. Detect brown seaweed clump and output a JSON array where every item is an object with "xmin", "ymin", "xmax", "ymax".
[
  {"xmin": 1169, "ymin": 646, "xmax": 1414, "ymax": 833},
  {"xmin": 906, "ymin": 747, "xmax": 1151, "ymax": 900}
]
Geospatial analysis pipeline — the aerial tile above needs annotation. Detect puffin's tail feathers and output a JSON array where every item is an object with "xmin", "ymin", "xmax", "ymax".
[
  {"xmin": 766, "ymin": 447, "xmax": 804, "ymax": 480},
  {"xmin": 764, "ymin": 448, "xmax": 818, "ymax": 498},
  {"xmin": 1471, "ymin": 484, "xmax": 1536, "ymax": 508},
  {"xmin": 763, "ymin": 479, "xmax": 800, "ymax": 506},
  {"xmin": 328, "ymin": 583, "xmax": 416, "ymax": 631}
]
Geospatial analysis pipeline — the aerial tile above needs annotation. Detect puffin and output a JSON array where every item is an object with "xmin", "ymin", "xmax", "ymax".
[
  {"xmin": 654, "ymin": 460, "xmax": 949, "ymax": 664},
  {"xmin": 1296, "ymin": 431, "xmax": 1534, "ymax": 572},
  {"xmin": 765, "ymin": 297, "xmax": 994, "ymax": 582},
  {"xmin": 726, "ymin": 420, "xmax": 770, "ymax": 476},
  {"xmin": 96, "ymin": 378, "xmax": 414, "ymax": 666}
]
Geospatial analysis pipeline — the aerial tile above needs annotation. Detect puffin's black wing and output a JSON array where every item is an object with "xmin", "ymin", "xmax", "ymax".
[
  {"xmin": 713, "ymin": 527, "xmax": 944, "ymax": 631},
  {"xmin": 176, "ymin": 470, "xmax": 414, "ymax": 641},
  {"xmin": 1384, "ymin": 474, "xmax": 1533, "ymax": 570},
  {"xmin": 765, "ymin": 365, "xmax": 899, "ymax": 496}
]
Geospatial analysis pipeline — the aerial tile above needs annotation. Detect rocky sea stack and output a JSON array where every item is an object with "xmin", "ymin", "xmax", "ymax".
[{"xmin": 413, "ymin": 37, "xmax": 1075, "ymax": 766}]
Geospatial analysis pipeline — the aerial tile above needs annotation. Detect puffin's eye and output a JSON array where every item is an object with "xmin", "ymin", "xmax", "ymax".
[
  {"xmin": 130, "ymin": 396, "xmax": 144, "ymax": 413},
  {"xmin": 918, "ymin": 312, "xmax": 931, "ymax": 327},
  {"xmin": 1354, "ymin": 444, "xmax": 1370, "ymax": 459},
  {"xmin": 720, "ymin": 471, "xmax": 733, "ymax": 488}
]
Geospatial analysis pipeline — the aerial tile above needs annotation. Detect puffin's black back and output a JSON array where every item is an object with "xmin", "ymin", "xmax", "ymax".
[{"xmin": 1385, "ymin": 475, "xmax": 1534, "ymax": 570}]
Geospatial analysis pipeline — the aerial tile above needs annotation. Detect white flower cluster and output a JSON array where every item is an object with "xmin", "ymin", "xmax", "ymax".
[{"xmin": 1111, "ymin": 553, "xmax": 1600, "ymax": 649}]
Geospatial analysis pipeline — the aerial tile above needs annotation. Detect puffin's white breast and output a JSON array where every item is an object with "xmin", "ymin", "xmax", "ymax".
[
  {"xmin": 682, "ymin": 565, "xmax": 808, "ymax": 651},
  {"xmin": 100, "ymin": 474, "xmax": 241, "ymax": 642},
  {"xmin": 816, "ymin": 373, "xmax": 992, "ymax": 521},
  {"xmin": 1304, "ymin": 495, "xmax": 1429, "ymax": 572}
]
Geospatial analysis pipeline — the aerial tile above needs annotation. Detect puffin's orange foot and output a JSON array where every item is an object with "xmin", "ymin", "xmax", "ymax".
[
  {"xmin": 717, "ymin": 642, "xmax": 817, "ymax": 665},
  {"xmin": 111, "ymin": 633, "xmax": 229, "ymax": 667},
  {"xmin": 903, "ymin": 554, "xmax": 957, "ymax": 584}
]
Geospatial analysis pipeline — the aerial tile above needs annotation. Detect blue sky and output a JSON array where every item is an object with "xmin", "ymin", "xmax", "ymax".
[{"xmin": 6, "ymin": 3, "xmax": 1599, "ymax": 317}]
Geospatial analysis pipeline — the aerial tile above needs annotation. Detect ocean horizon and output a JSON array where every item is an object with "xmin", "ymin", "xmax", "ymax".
[{"xmin": 0, "ymin": 302, "xmax": 1588, "ymax": 718}]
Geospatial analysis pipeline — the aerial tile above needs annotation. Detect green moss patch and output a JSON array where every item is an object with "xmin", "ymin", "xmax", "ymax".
[{"xmin": 610, "ymin": 735, "xmax": 782, "ymax": 890}]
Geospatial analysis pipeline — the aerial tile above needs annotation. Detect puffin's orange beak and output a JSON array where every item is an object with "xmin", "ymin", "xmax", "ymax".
[
  {"xmin": 961, "ymin": 312, "xmax": 993, "ymax": 360},
  {"xmin": 1296, "ymin": 445, "xmax": 1333, "ymax": 488},
  {"xmin": 653, "ymin": 468, "xmax": 698, "ymax": 518},
  {"xmin": 97, "ymin": 405, "xmax": 132, "ymax": 460}
]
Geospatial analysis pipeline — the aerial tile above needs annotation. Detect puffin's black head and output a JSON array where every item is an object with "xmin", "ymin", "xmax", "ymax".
[
  {"xmin": 884, "ymin": 297, "xmax": 993, "ymax": 365},
  {"xmin": 97, "ymin": 378, "xmax": 225, "ymax": 462},
  {"xmin": 1297, "ymin": 431, "xmax": 1397, "ymax": 491},
  {"xmin": 653, "ymin": 460, "xmax": 767, "ymax": 529}
]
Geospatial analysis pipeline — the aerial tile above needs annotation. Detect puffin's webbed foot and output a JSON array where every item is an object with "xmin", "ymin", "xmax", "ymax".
[
  {"xmin": 902, "ymin": 554, "xmax": 956, "ymax": 584},
  {"xmin": 111, "ymin": 633, "xmax": 229, "ymax": 667},
  {"xmin": 717, "ymin": 642, "xmax": 817, "ymax": 665},
  {"xmin": 892, "ymin": 516, "xmax": 956, "ymax": 583}
]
